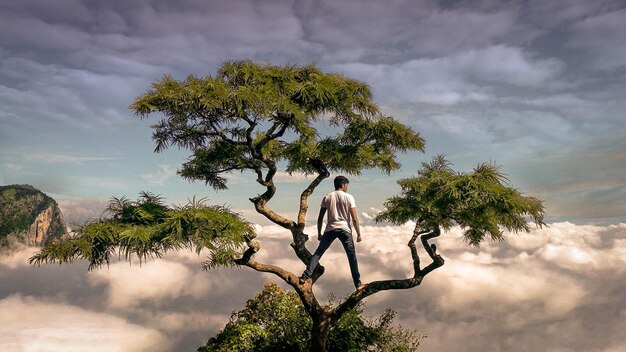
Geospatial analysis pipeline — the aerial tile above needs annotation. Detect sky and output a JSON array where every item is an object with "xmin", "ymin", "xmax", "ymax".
[{"xmin": 1, "ymin": 0, "xmax": 626, "ymax": 351}]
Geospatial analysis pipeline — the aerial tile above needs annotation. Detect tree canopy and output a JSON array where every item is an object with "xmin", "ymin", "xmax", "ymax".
[
  {"xmin": 29, "ymin": 192, "xmax": 253, "ymax": 270},
  {"xmin": 376, "ymin": 155, "xmax": 546, "ymax": 246},
  {"xmin": 130, "ymin": 60, "xmax": 424, "ymax": 191}
]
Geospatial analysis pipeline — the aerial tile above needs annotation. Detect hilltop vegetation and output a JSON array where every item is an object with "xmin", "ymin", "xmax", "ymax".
[
  {"xmin": 0, "ymin": 184, "xmax": 66, "ymax": 247},
  {"xmin": 199, "ymin": 282, "xmax": 425, "ymax": 352}
]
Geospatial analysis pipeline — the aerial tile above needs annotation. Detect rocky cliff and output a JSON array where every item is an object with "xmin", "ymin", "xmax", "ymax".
[{"xmin": 0, "ymin": 184, "xmax": 67, "ymax": 247}]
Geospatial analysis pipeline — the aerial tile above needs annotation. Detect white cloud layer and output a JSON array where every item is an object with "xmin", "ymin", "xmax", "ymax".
[
  {"xmin": 0, "ymin": 295, "xmax": 167, "ymax": 352},
  {"xmin": 2, "ymin": 221, "xmax": 625, "ymax": 351},
  {"xmin": 89, "ymin": 259, "xmax": 192, "ymax": 309}
]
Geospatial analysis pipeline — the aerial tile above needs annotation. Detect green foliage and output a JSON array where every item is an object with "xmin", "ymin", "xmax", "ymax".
[
  {"xmin": 200, "ymin": 282, "xmax": 310, "ymax": 352},
  {"xmin": 29, "ymin": 193, "xmax": 254, "ymax": 270},
  {"xmin": 130, "ymin": 60, "xmax": 424, "ymax": 188},
  {"xmin": 329, "ymin": 307, "xmax": 424, "ymax": 352},
  {"xmin": 104, "ymin": 191, "xmax": 169, "ymax": 225},
  {"xmin": 376, "ymin": 155, "xmax": 546, "ymax": 246},
  {"xmin": 199, "ymin": 283, "xmax": 425, "ymax": 352}
]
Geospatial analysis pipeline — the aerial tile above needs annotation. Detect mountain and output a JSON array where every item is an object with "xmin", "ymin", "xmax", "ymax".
[{"xmin": 0, "ymin": 184, "xmax": 67, "ymax": 247}]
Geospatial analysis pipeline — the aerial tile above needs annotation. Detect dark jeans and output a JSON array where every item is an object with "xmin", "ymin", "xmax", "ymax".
[{"xmin": 301, "ymin": 228, "xmax": 361, "ymax": 288}]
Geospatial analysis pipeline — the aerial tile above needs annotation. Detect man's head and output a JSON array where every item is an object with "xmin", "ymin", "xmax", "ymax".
[{"xmin": 334, "ymin": 176, "xmax": 349, "ymax": 191}]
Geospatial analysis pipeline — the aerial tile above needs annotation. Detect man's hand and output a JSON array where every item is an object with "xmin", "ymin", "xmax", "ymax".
[
  {"xmin": 317, "ymin": 233, "xmax": 323, "ymax": 241},
  {"xmin": 356, "ymin": 235, "xmax": 362, "ymax": 242}
]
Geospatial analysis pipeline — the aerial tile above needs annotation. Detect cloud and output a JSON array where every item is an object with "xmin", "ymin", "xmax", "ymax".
[
  {"xmin": 54, "ymin": 195, "xmax": 109, "ymax": 227},
  {"xmin": 140, "ymin": 164, "xmax": 177, "ymax": 185},
  {"xmin": 0, "ymin": 245, "xmax": 39, "ymax": 268},
  {"xmin": 89, "ymin": 259, "xmax": 192, "ymax": 309},
  {"xmin": 525, "ymin": 0, "xmax": 614, "ymax": 25},
  {"xmin": 5, "ymin": 151, "xmax": 119, "ymax": 164},
  {"xmin": 254, "ymin": 221, "xmax": 626, "ymax": 350},
  {"xmin": 363, "ymin": 222, "xmax": 626, "ymax": 351},
  {"xmin": 0, "ymin": 295, "xmax": 167, "ymax": 352},
  {"xmin": 0, "ymin": 57, "xmax": 144, "ymax": 128},
  {"xmin": 297, "ymin": 0, "xmax": 540, "ymax": 62},
  {"xmin": 272, "ymin": 171, "xmax": 314, "ymax": 183},
  {"xmin": 1, "ymin": 0, "xmax": 625, "ymax": 223},
  {"xmin": 2, "ymin": 221, "xmax": 626, "ymax": 351},
  {"xmin": 360, "ymin": 207, "xmax": 383, "ymax": 223},
  {"xmin": 332, "ymin": 45, "xmax": 563, "ymax": 107},
  {"xmin": 567, "ymin": 9, "xmax": 626, "ymax": 70},
  {"xmin": 0, "ymin": 163, "xmax": 23, "ymax": 172}
]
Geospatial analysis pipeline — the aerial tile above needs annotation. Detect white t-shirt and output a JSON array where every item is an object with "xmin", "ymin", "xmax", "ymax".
[{"xmin": 321, "ymin": 190, "xmax": 356, "ymax": 233}]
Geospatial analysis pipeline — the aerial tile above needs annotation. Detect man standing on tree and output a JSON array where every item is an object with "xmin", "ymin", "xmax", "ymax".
[{"xmin": 300, "ymin": 176, "xmax": 367, "ymax": 291}]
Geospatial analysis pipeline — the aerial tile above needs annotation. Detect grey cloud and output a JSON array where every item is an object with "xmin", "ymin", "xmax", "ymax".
[
  {"xmin": 556, "ymin": 184, "xmax": 626, "ymax": 218},
  {"xmin": 567, "ymin": 9, "xmax": 626, "ymax": 71},
  {"xmin": 296, "ymin": 0, "xmax": 536, "ymax": 63},
  {"xmin": 0, "ymin": 0, "xmax": 313, "ymax": 130},
  {"xmin": 0, "ymin": 11, "xmax": 91, "ymax": 55},
  {"xmin": 331, "ymin": 44, "xmax": 564, "ymax": 110},
  {"xmin": 0, "ymin": 56, "xmax": 146, "ymax": 127},
  {"xmin": 2, "ymin": 0, "xmax": 623, "ymax": 139},
  {"xmin": 0, "ymin": 0, "xmax": 93, "ymax": 27}
]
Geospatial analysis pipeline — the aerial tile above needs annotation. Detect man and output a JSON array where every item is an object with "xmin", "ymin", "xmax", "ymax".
[{"xmin": 300, "ymin": 176, "xmax": 366, "ymax": 291}]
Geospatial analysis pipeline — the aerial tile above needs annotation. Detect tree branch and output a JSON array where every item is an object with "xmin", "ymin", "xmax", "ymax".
[
  {"xmin": 256, "ymin": 117, "xmax": 290, "ymax": 151},
  {"xmin": 249, "ymin": 196, "xmax": 296, "ymax": 229},
  {"xmin": 332, "ymin": 224, "xmax": 444, "ymax": 319},
  {"xmin": 238, "ymin": 117, "xmax": 297, "ymax": 230},
  {"xmin": 297, "ymin": 159, "xmax": 330, "ymax": 228},
  {"xmin": 419, "ymin": 226, "xmax": 444, "ymax": 275},
  {"xmin": 234, "ymin": 235, "xmax": 320, "ymax": 313},
  {"xmin": 248, "ymin": 156, "xmax": 295, "ymax": 229},
  {"xmin": 409, "ymin": 225, "xmax": 431, "ymax": 275},
  {"xmin": 278, "ymin": 159, "xmax": 332, "ymax": 280}
]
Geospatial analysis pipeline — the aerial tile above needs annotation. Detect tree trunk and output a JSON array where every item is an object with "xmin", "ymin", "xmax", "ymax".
[{"xmin": 309, "ymin": 313, "xmax": 332, "ymax": 352}]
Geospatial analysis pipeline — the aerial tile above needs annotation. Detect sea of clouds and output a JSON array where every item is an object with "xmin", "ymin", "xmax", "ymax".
[{"xmin": 1, "ymin": 221, "xmax": 625, "ymax": 351}]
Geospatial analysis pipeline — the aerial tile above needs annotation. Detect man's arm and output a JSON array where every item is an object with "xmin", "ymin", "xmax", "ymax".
[
  {"xmin": 317, "ymin": 207, "xmax": 327, "ymax": 241},
  {"xmin": 350, "ymin": 207, "xmax": 362, "ymax": 242}
]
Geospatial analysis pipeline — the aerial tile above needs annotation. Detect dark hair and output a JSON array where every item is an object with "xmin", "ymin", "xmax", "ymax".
[{"xmin": 334, "ymin": 176, "xmax": 349, "ymax": 189}]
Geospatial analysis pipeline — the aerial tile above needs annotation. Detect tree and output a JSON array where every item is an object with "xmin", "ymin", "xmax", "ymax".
[
  {"xmin": 198, "ymin": 282, "xmax": 425, "ymax": 352},
  {"xmin": 30, "ymin": 60, "xmax": 545, "ymax": 351}
]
